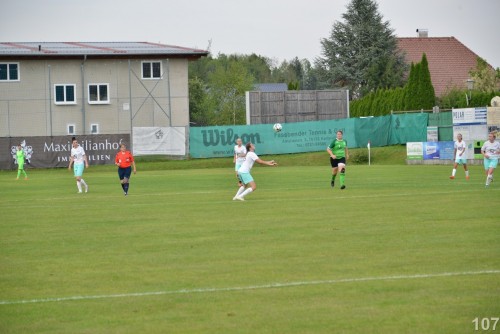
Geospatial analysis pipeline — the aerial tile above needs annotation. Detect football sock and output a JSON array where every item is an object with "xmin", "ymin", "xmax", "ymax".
[
  {"xmin": 236, "ymin": 186, "xmax": 245, "ymax": 197},
  {"xmin": 465, "ymin": 170, "xmax": 469, "ymax": 177},
  {"xmin": 124, "ymin": 183, "xmax": 129, "ymax": 193},
  {"xmin": 17, "ymin": 170, "xmax": 21, "ymax": 178},
  {"xmin": 76, "ymin": 181, "xmax": 82, "ymax": 192},
  {"xmin": 22, "ymin": 169, "xmax": 27, "ymax": 177},
  {"xmin": 121, "ymin": 183, "xmax": 125, "ymax": 191},
  {"xmin": 331, "ymin": 174, "xmax": 336, "ymax": 181},
  {"xmin": 240, "ymin": 188, "xmax": 253, "ymax": 198},
  {"xmin": 339, "ymin": 171, "xmax": 345, "ymax": 186},
  {"xmin": 80, "ymin": 179, "xmax": 87, "ymax": 187},
  {"xmin": 486, "ymin": 175, "xmax": 493, "ymax": 185},
  {"xmin": 452, "ymin": 168, "xmax": 456, "ymax": 177}
]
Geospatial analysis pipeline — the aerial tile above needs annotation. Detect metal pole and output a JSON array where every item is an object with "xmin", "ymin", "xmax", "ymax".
[
  {"xmin": 81, "ymin": 56, "xmax": 86, "ymax": 134},
  {"xmin": 128, "ymin": 59, "xmax": 133, "ymax": 150},
  {"xmin": 48, "ymin": 65, "xmax": 53, "ymax": 136},
  {"xmin": 7, "ymin": 100, "xmax": 10, "ymax": 137},
  {"xmin": 166, "ymin": 58, "xmax": 172, "ymax": 126},
  {"xmin": 346, "ymin": 89, "xmax": 350, "ymax": 118}
]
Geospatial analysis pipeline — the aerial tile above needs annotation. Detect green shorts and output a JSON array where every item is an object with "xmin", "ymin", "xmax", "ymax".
[
  {"xmin": 238, "ymin": 172, "xmax": 254, "ymax": 185},
  {"xmin": 18, "ymin": 162, "xmax": 24, "ymax": 170},
  {"xmin": 484, "ymin": 158, "xmax": 498, "ymax": 169},
  {"xmin": 74, "ymin": 163, "xmax": 85, "ymax": 177}
]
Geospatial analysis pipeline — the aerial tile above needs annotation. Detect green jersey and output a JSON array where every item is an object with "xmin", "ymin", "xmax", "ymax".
[
  {"xmin": 328, "ymin": 139, "xmax": 347, "ymax": 158},
  {"xmin": 16, "ymin": 149, "xmax": 25, "ymax": 165}
]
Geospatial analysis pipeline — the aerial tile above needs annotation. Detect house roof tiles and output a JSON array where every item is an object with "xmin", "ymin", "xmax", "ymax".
[{"xmin": 397, "ymin": 37, "xmax": 491, "ymax": 96}]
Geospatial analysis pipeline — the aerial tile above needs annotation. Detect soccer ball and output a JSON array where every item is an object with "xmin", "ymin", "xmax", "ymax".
[{"xmin": 273, "ymin": 123, "xmax": 282, "ymax": 132}]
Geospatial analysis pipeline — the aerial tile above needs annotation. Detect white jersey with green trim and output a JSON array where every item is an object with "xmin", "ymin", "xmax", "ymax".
[
  {"xmin": 481, "ymin": 140, "xmax": 500, "ymax": 159},
  {"xmin": 71, "ymin": 145, "xmax": 86, "ymax": 165},
  {"xmin": 454, "ymin": 140, "xmax": 466, "ymax": 159},
  {"xmin": 234, "ymin": 145, "xmax": 246, "ymax": 164},
  {"xmin": 238, "ymin": 151, "xmax": 258, "ymax": 173}
]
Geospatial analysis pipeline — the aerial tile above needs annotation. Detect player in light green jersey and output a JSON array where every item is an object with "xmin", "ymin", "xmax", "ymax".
[
  {"xmin": 327, "ymin": 130, "xmax": 349, "ymax": 189},
  {"xmin": 16, "ymin": 144, "xmax": 28, "ymax": 180}
]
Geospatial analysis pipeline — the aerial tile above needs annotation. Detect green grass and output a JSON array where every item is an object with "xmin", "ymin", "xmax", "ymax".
[
  {"xmin": 133, "ymin": 145, "xmax": 407, "ymax": 170},
  {"xmin": 0, "ymin": 149, "xmax": 499, "ymax": 333}
]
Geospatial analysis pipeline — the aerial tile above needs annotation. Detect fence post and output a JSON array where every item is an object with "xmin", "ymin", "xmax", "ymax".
[
  {"xmin": 81, "ymin": 59, "xmax": 86, "ymax": 135},
  {"xmin": 128, "ymin": 59, "xmax": 133, "ymax": 151},
  {"xmin": 166, "ymin": 58, "xmax": 172, "ymax": 127},
  {"xmin": 48, "ymin": 65, "xmax": 53, "ymax": 136}
]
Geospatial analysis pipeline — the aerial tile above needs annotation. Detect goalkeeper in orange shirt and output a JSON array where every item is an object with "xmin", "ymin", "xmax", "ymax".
[{"xmin": 115, "ymin": 143, "xmax": 137, "ymax": 195}]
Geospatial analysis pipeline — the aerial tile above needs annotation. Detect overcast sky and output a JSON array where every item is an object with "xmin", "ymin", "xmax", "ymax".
[{"xmin": 2, "ymin": 0, "xmax": 499, "ymax": 70}]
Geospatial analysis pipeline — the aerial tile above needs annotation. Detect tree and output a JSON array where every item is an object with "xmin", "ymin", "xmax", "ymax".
[
  {"xmin": 469, "ymin": 57, "xmax": 499, "ymax": 92},
  {"xmin": 418, "ymin": 53, "xmax": 435, "ymax": 108},
  {"xmin": 188, "ymin": 77, "xmax": 210, "ymax": 126},
  {"xmin": 404, "ymin": 54, "xmax": 435, "ymax": 110},
  {"xmin": 205, "ymin": 61, "xmax": 254, "ymax": 125},
  {"xmin": 316, "ymin": 0, "xmax": 406, "ymax": 98}
]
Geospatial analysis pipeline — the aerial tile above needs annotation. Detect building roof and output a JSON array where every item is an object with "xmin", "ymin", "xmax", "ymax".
[
  {"xmin": 0, "ymin": 42, "xmax": 208, "ymax": 60},
  {"xmin": 253, "ymin": 83, "xmax": 288, "ymax": 92},
  {"xmin": 397, "ymin": 37, "xmax": 491, "ymax": 96}
]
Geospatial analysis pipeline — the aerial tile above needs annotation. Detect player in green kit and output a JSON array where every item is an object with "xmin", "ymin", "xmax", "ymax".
[
  {"xmin": 15, "ymin": 144, "xmax": 28, "ymax": 180},
  {"xmin": 327, "ymin": 130, "xmax": 349, "ymax": 189}
]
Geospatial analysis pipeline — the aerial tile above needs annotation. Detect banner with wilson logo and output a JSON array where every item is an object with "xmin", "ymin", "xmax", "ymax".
[{"xmin": 189, "ymin": 113, "xmax": 428, "ymax": 158}]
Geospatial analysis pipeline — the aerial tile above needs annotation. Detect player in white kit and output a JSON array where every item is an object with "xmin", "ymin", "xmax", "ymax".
[
  {"xmin": 481, "ymin": 132, "xmax": 500, "ymax": 187},
  {"xmin": 68, "ymin": 137, "xmax": 89, "ymax": 193},
  {"xmin": 449, "ymin": 133, "xmax": 469, "ymax": 180},
  {"xmin": 233, "ymin": 142, "xmax": 277, "ymax": 201},
  {"xmin": 233, "ymin": 138, "xmax": 246, "ymax": 186}
]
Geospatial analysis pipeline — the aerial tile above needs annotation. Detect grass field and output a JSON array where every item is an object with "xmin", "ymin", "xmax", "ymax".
[{"xmin": 0, "ymin": 148, "xmax": 499, "ymax": 333}]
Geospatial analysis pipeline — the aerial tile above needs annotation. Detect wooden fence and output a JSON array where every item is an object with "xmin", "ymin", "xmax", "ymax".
[{"xmin": 246, "ymin": 89, "xmax": 349, "ymax": 124}]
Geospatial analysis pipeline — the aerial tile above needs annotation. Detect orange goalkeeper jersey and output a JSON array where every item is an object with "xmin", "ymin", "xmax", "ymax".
[{"xmin": 115, "ymin": 151, "xmax": 134, "ymax": 168}]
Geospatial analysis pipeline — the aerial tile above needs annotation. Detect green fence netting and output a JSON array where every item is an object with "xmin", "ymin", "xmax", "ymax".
[{"xmin": 189, "ymin": 113, "xmax": 429, "ymax": 158}]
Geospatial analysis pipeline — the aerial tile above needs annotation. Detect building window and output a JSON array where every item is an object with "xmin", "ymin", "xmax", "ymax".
[
  {"xmin": 68, "ymin": 124, "xmax": 75, "ymax": 135},
  {"xmin": 142, "ymin": 61, "xmax": 162, "ymax": 79},
  {"xmin": 90, "ymin": 124, "xmax": 99, "ymax": 134},
  {"xmin": 0, "ymin": 63, "xmax": 19, "ymax": 81},
  {"xmin": 54, "ymin": 84, "xmax": 76, "ymax": 105},
  {"xmin": 88, "ymin": 84, "xmax": 109, "ymax": 104}
]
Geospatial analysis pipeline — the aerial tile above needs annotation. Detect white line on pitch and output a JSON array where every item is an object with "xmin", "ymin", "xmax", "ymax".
[
  {"xmin": 1, "ymin": 269, "xmax": 498, "ymax": 306},
  {"xmin": 1, "ymin": 187, "xmax": 495, "ymax": 208}
]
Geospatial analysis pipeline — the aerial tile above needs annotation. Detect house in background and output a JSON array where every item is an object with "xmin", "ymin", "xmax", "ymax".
[
  {"xmin": 0, "ymin": 42, "xmax": 208, "ymax": 137},
  {"xmin": 397, "ymin": 30, "xmax": 495, "ymax": 97},
  {"xmin": 253, "ymin": 83, "xmax": 288, "ymax": 92}
]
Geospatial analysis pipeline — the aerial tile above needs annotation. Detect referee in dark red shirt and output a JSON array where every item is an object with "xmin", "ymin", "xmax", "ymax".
[{"xmin": 115, "ymin": 143, "xmax": 136, "ymax": 195}]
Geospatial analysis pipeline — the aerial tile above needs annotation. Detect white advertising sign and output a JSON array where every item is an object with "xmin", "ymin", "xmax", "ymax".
[{"xmin": 133, "ymin": 127, "xmax": 186, "ymax": 156}]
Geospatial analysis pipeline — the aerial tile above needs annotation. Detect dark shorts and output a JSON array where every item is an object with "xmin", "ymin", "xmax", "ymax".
[
  {"xmin": 330, "ymin": 157, "xmax": 346, "ymax": 168},
  {"xmin": 118, "ymin": 166, "xmax": 132, "ymax": 180}
]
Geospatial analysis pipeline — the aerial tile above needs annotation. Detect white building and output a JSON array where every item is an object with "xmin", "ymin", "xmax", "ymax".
[{"xmin": 0, "ymin": 42, "xmax": 208, "ymax": 137}]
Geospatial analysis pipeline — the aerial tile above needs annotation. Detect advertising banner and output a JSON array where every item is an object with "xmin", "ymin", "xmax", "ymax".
[
  {"xmin": 452, "ymin": 125, "xmax": 488, "ymax": 159},
  {"xmin": 423, "ymin": 142, "xmax": 440, "ymax": 160},
  {"xmin": 189, "ymin": 119, "xmax": 356, "ymax": 158},
  {"xmin": 427, "ymin": 126, "xmax": 438, "ymax": 142},
  {"xmin": 0, "ymin": 134, "xmax": 129, "ymax": 170},
  {"xmin": 438, "ymin": 141, "xmax": 455, "ymax": 160},
  {"xmin": 190, "ymin": 113, "xmax": 428, "ymax": 158},
  {"xmin": 487, "ymin": 107, "xmax": 500, "ymax": 125},
  {"xmin": 406, "ymin": 142, "xmax": 423, "ymax": 160},
  {"xmin": 133, "ymin": 127, "xmax": 186, "ymax": 156},
  {"xmin": 452, "ymin": 107, "xmax": 487, "ymax": 125}
]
